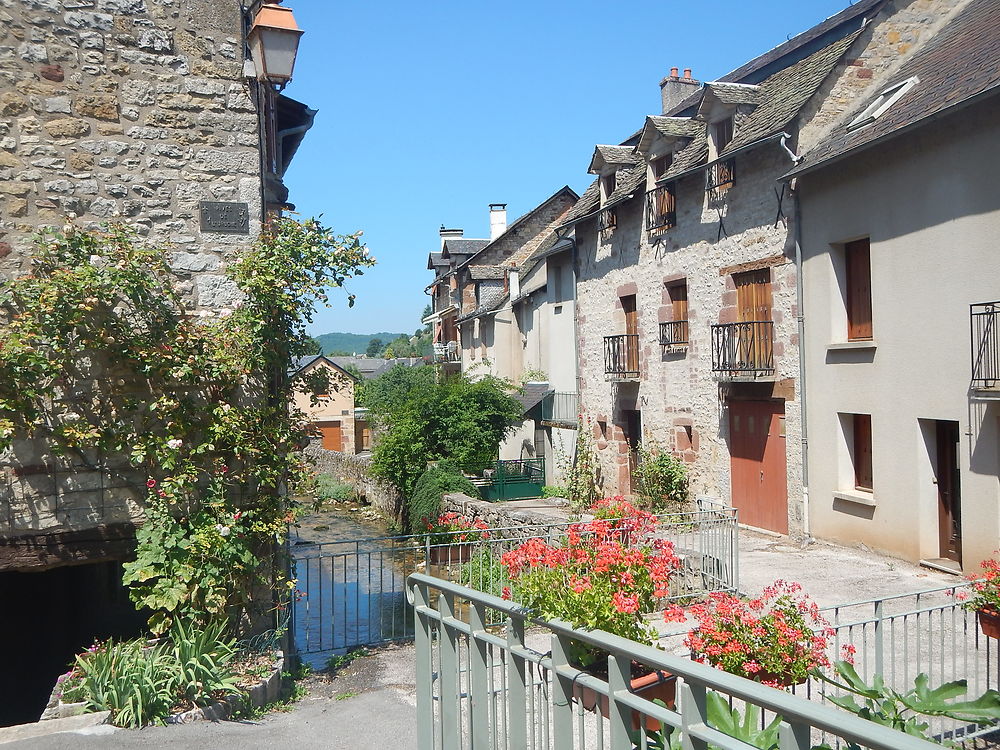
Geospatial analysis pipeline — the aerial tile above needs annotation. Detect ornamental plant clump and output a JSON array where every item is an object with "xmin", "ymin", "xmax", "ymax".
[
  {"xmin": 500, "ymin": 503, "xmax": 684, "ymax": 667},
  {"xmin": 0, "ymin": 218, "xmax": 373, "ymax": 632},
  {"xmin": 425, "ymin": 512, "xmax": 490, "ymax": 546},
  {"xmin": 957, "ymin": 553, "xmax": 1000, "ymax": 613},
  {"xmin": 684, "ymin": 581, "xmax": 834, "ymax": 688}
]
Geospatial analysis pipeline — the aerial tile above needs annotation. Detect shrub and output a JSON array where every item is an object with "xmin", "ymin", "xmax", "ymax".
[
  {"xmin": 314, "ymin": 474, "xmax": 356, "ymax": 505},
  {"xmin": 408, "ymin": 466, "xmax": 479, "ymax": 534},
  {"xmin": 632, "ymin": 441, "xmax": 689, "ymax": 511},
  {"xmin": 540, "ymin": 485, "xmax": 569, "ymax": 499}
]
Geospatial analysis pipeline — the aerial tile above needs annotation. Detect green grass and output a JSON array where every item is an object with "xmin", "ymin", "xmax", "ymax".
[
  {"xmin": 325, "ymin": 647, "xmax": 369, "ymax": 673},
  {"xmin": 335, "ymin": 691, "xmax": 358, "ymax": 701}
]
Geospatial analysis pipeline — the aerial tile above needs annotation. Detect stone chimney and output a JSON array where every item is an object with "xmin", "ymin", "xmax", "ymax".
[
  {"xmin": 440, "ymin": 225, "xmax": 463, "ymax": 250},
  {"xmin": 659, "ymin": 67, "xmax": 700, "ymax": 115},
  {"xmin": 489, "ymin": 204, "xmax": 507, "ymax": 241}
]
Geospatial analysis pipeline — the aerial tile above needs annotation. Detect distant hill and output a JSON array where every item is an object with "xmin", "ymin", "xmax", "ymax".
[{"xmin": 314, "ymin": 331, "xmax": 408, "ymax": 355}]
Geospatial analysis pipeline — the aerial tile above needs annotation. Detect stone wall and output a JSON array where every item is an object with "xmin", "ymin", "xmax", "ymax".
[
  {"xmin": 575, "ymin": 144, "xmax": 805, "ymax": 535},
  {"xmin": 440, "ymin": 492, "xmax": 571, "ymax": 538},
  {"xmin": 0, "ymin": 0, "xmax": 264, "ymax": 547},
  {"xmin": 303, "ymin": 440, "xmax": 403, "ymax": 523}
]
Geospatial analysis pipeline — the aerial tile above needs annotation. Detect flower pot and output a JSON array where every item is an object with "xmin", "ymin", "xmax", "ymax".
[
  {"xmin": 428, "ymin": 543, "xmax": 472, "ymax": 565},
  {"xmin": 753, "ymin": 669, "xmax": 806, "ymax": 688},
  {"xmin": 575, "ymin": 669, "xmax": 676, "ymax": 731},
  {"xmin": 978, "ymin": 607, "xmax": 1000, "ymax": 639}
]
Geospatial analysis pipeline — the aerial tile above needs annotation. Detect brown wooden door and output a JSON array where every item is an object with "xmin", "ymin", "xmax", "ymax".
[
  {"xmin": 622, "ymin": 295, "xmax": 639, "ymax": 373},
  {"xmin": 320, "ymin": 422, "xmax": 342, "ymax": 451},
  {"xmin": 729, "ymin": 401, "xmax": 788, "ymax": 534},
  {"xmin": 622, "ymin": 409, "xmax": 642, "ymax": 492},
  {"xmin": 935, "ymin": 420, "xmax": 962, "ymax": 564},
  {"xmin": 845, "ymin": 239, "xmax": 872, "ymax": 341}
]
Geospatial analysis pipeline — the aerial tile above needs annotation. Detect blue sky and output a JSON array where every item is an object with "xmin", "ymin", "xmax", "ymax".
[{"xmin": 283, "ymin": 0, "xmax": 850, "ymax": 336}]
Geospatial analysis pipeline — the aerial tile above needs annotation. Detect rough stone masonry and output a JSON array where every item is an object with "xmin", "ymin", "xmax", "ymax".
[{"xmin": 0, "ymin": 0, "xmax": 265, "ymax": 556}]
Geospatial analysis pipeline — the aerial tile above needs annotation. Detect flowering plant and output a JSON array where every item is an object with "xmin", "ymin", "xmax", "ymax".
[
  {"xmin": 684, "ymin": 581, "xmax": 834, "ymax": 687},
  {"xmin": 958, "ymin": 554, "xmax": 1000, "ymax": 612},
  {"xmin": 500, "ymin": 504, "xmax": 683, "ymax": 667},
  {"xmin": 587, "ymin": 496, "xmax": 656, "ymax": 546},
  {"xmin": 425, "ymin": 512, "xmax": 490, "ymax": 546}
]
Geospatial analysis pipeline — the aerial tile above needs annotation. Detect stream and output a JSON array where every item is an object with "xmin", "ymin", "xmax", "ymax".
[{"xmin": 289, "ymin": 501, "xmax": 423, "ymax": 665}]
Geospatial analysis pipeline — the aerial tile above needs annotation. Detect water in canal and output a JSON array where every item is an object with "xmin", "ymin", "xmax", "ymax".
[{"xmin": 290, "ymin": 502, "xmax": 424, "ymax": 664}]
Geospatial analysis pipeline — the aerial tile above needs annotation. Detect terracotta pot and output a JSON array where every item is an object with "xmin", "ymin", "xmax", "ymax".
[
  {"xmin": 428, "ymin": 543, "xmax": 472, "ymax": 565},
  {"xmin": 978, "ymin": 607, "xmax": 1000, "ymax": 639},
  {"xmin": 575, "ymin": 669, "xmax": 676, "ymax": 731},
  {"xmin": 753, "ymin": 669, "xmax": 806, "ymax": 688}
]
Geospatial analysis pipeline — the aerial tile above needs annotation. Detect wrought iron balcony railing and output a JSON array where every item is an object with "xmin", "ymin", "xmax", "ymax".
[
  {"xmin": 604, "ymin": 334, "xmax": 639, "ymax": 380},
  {"xmin": 659, "ymin": 320, "xmax": 688, "ymax": 349},
  {"xmin": 706, "ymin": 158, "xmax": 735, "ymax": 195},
  {"xmin": 972, "ymin": 301, "xmax": 999, "ymax": 390},
  {"xmin": 645, "ymin": 184, "xmax": 676, "ymax": 233},
  {"xmin": 711, "ymin": 321, "xmax": 774, "ymax": 376},
  {"xmin": 597, "ymin": 207, "xmax": 617, "ymax": 233},
  {"xmin": 539, "ymin": 391, "xmax": 579, "ymax": 426}
]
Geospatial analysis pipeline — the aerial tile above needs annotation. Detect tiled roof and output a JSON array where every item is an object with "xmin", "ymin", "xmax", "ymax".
[
  {"xmin": 788, "ymin": 0, "xmax": 1000, "ymax": 177},
  {"xmin": 328, "ymin": 356, "xmax": 424, "ymax": 379},
  {"xmin": 456, "ymin": 284, "xmax": 508, "ymax": 323},
  {"xmin": 467, "ymin": 265, "xmax": 505, "ymax": 280},
  {"xmin": 514, "ymin": 383, "xmax": 550, "ymax": 415},
  {"xmin": 647, "ymin": 115, "xmax": 702, "ymax": 139},
  {"xmin": 703, "ymin": 82, "xmax": 762, "ymax": 107},
  {"xmin": 604, "ymin": 162, "xmax": 646, "ymax": 204},
  {"xmin": 661, "ymin": 130, "xmax": 709, "ymax": 180},
  {"xmin": 442, "ymin": 238, "xmax": 489, "ymax": 258},
  {"xmin": 723, "ymin": 29, "xmax": 863, "ymax": 154},
  {"xmin": 588, "ymin": 144, "xmax": 642, "ymax": 173},
  {"xmin": 427, "ymin": 252, "xmax": 450, "ymax": 270},
  {"xmin": 289, "ymin": 354, "xmax": 360, "ymax": 381}
]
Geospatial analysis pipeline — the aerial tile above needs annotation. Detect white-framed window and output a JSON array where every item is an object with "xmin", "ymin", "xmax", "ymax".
[{"xmin": 847, "ymin": 76, "xmax": 920, "ymax": 131}]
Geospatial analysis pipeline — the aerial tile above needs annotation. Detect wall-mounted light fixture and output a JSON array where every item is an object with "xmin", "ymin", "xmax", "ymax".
[{"xmin": 247, "ymin": 3, "xmax": 304, "ymax": 87}]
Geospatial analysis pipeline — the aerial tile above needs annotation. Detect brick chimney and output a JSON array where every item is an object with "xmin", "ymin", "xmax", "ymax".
[
  {"xmin": 489, "ymin": 203, "xmax": 507, "ymax": 241},
  {"xmin": 440, "ymin": 225, "xmax": 463, "ymax": 250},
  {"xmin": 659, "ymin": 67, "xmax": 700, "ymax": 115}
]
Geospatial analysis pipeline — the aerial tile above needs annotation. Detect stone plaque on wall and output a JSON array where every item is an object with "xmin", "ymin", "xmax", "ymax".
[{"xmin": 199, "ymin": 201, "xmax": 250, "ymax": 234}]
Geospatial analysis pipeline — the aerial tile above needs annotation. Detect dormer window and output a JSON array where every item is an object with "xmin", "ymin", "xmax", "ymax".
[
  {"xmin": 650, "ymin": 154, "xmax": 672, "ymax": 181},
  {"xmin": 847, "ymin": 76, "xmax": 919, "ymax": 131},
  {"xmin": 712, "ymin": 117, "xmax": 733, "ymax": 155},
  {"xmin": 600, "ymin": 173, "xmax": 617, "ymax": 203}
]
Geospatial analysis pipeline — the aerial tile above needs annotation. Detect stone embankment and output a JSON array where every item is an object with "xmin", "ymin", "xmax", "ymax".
[
  {"xmin": 303, "ymin": 441, "xmax": 403, "ymax": 523},
  {"xmin": 440, "ymin": 492, "xmax": 572, "ymax": 537}
]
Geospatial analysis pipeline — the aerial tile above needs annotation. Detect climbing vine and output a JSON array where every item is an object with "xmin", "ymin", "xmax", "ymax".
[{"xmin": 0, "ymin": 218, "xmax": 373, "ymax": 632}]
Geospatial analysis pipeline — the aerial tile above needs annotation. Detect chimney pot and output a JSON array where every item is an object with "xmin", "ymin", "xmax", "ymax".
[
  {"xmin": 683, "ymin": 68, "xmax": 692, "ymax": 80},
  {"xmin": 660, "ymin": 67, "xmax": 700, "ymax": 114},
  {"xmin": 489, "ymin": 203, "xmax": 507, "ymax": 241},
  {"xmin": 670, "ymin": 66, "xmax": 679, "ymax": 78}
]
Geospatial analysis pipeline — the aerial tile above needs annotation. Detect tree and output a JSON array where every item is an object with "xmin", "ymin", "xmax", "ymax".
[
  {"xmin": 365, "ymin": 337, "xmax": 384, "ymax": 357},
  {"xmin": 362, "ymin": 367, "xmax": 524, "ymax": 496},
  {"xmin": 302, "ymin": 336, "xmax": 323, "ymax": 355}
]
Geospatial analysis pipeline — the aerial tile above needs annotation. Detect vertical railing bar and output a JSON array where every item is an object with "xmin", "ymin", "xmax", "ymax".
[
  {"xmin": 679, "ymin": 681, "xmax": 709, "ymax": 750},
  {"xmin": 507, "ymin": 617, "xmax": 528, "ymax": 749},
  {"xmin": 551, "ymin": 633, "xmax": 575, "ymax": 750},
  {"xmin": 414, "ymin": 581, "xmax": 434, "ymax": 750},
  {"xmin": 608, "ymin": 653, "xmax": 631, "ymax": 749},
  {"xmin": 439, "ymin": 592, "xmax": 460, "ymax": 750}
]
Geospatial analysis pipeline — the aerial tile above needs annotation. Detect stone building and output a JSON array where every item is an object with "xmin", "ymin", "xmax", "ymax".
[
  {"xmin": 0, "ymin": 0, "xmax": 314, "ymax": 725},
  {"xmin": 568, "ymin": 0, "xmax": 958, "ymax": 535},
  {"xmin": 424, "ymin": 191, "xmax": 580, "ymax": 484},
  {"xmin": 788, "ymin": 0, "xmax": 1000, "ymax": 572},
  {"xmin": 290, "ymin": 354, "xmax": 363, "ymax": 455}
]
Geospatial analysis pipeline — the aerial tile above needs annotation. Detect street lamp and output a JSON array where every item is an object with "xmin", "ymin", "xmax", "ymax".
[{"xmin": 247, "ymin": 3, "xmax": 304, "ymax": 87}]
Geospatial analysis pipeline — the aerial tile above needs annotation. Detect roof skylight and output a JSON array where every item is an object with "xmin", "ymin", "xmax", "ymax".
[{"xmin": 847, "ymin": 76, "xmax": 919, "ymax": 131}]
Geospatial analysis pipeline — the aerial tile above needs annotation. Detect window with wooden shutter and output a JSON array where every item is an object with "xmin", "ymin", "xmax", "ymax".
[
  {"xmin": 846, "ymin": 238, "xmax": 873, "ymax": 340},
  {"xmin": 853, "ymin": 413, "xmax": 873, "ymax": 491}
]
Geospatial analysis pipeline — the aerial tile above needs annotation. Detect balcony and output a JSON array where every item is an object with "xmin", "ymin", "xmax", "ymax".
[
  {"xmin": 604, "ymin": 334, "xmax": 639, "ymax": 380},
  {"xmin": 706, "ymin": 158, "xmax": 735, "ymax": 198},
  {"xmin": 597, "ymin": 207, "xmax": 616, "ymax": 233},
  {"xmin": 971, "ymin": 301, "xmax": 999, "ymax": 395},
  {"xmin": 432, "ymin": 341, "xmax": 460, "ymax": 364},
  {"xmin": 539, "ymin": 391, "xmax": 579, "ymax": 427},
  {"xmin": 645, "ymin": 185, "xmax": 676, "ymax": 233},
  {"xmin": 659, "ymin": 320, "xmax": 688, "ymax": 350},
  {"xmin": 711, "ymin": 321, "xmax": 774, "ymax": 377}
]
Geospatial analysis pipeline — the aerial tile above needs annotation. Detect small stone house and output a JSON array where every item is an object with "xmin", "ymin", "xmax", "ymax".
[{"xmin": 290, "ymin": 354, "xmax": 362, "ymax": 455}]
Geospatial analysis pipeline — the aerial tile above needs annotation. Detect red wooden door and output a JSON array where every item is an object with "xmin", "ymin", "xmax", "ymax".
[
  {"xmin": 729, "ymin": 401, "xmax": 788, "ymax": 534},
  {"xmin": 320, "ymin": 422, "xmax": 342, "ymax": 451}
]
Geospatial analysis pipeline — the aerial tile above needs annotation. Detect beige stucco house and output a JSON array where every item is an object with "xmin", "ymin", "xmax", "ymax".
[
  {"xmin": 789, "ymin": 0, "xmax": 1000, "ymax": 572},
  {"xmin": 290, "ymin": 355, "xmax": 363, "ymax": 455}
]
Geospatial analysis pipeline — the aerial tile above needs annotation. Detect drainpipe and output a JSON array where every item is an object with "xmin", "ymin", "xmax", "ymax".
[{"xmin": 276, "ymin": 107, "xmax": 318, "ymax": 179}]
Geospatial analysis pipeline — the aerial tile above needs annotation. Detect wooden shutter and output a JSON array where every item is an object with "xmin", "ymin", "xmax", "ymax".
[
  {"xmin": 669, "ymin": 283, "xmax": 688, "ymax": 321},
  {"xmin": 734, "ymin": 270, "xmax": 772, "ymax": 322},
  {"xmin": 853, "ymin": 414, "xmax": 873, "ymax": 491},
  {"xmin": 321, "ymin": 422, "xmax": 342, "ymax": 451},
  {"xmin": 846, "ymin": 239, "xmax": 873, "ymax": 340}
]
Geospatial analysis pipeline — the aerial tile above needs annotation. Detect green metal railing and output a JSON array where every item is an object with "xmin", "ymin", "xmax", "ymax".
[
  {"xmin": 408, "ymin": 573, "xmax": 945, "ymax": 750},
  {"xmin": 480, "ymin": 459, "xmax": 546, "ymax": 501}
]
